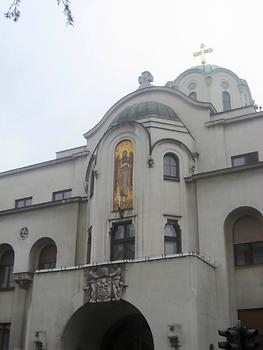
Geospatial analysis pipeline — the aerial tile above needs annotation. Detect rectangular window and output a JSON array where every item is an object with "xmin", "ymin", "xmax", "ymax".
[
  {"xmin": 234, "ymin": 242, "xmax": 263, "ymax": 266},
  {"xmin": 231, "ymin": 152, "xmax": 259, "ymax": 167},
  {"xmin": 164, "ymin": 220, "xmax": 181, "ymax": 255},
  {"xmin": 238, "ymin": 309, "xmax": 263, "ymax": 347},
  {"xmin": 15, "ymin": 197, "xmax": 32, "ymax": 208},
  {"xmin": 52, "ymin": 189, "xmax": 72, "ymax": 201},
  {"xmin": 111, "ymin": 222, "xmax": 135, "ymax": 261},
  {"xmin": 0, "ymin": 324, "xmax": 10, "ymax": 350}
]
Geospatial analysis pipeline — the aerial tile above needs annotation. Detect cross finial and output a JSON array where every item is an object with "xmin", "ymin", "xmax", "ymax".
[{"xmin": 193, "ymin": 43, "xmax": 213, "ymax": 65}]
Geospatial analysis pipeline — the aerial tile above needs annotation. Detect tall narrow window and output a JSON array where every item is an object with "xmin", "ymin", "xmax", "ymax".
[
  {"xmin": 90, "ymin": 170, "xmax": 95, "ymax": 198},
  {"xmin": 233, "ymin": 216, "xmax": 263, "ymax": 266},
  {"xmin": 111, "ymin": 222, "xmax": 135, "ymax": 261},
  {"xmin": 188, "ymin": 92, "xmax": 197, "ymax": 101},
  {"xmin": 222, "ymin": 91, "xmax": 231, "ymax": 111},
  {"xmin": 163, "ymin": 153, "xmax": 179, "ymax": 180},
  {"xmin": 38, "ymin": 244, "xmax": 57, "ymax": 270},
  {"xmin": 0, "ymin": 323, "xmax": 10, "ymax": 350},
  {"xmin": 87, "ymin": 227, "xmax": 92, "ymax": 264},
  {"xmin": 0, "ymin": 250, "xmax": 14, "ymax": 290},
  {"xmin": 164, "ymin": 221, "xmax": 181, "ymax": 255}
]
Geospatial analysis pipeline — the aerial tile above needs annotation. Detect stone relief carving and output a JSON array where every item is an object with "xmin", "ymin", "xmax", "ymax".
[
  {"xmin": 84, "ymin": 265, "xmax": 126, "ymax": 303},
  {"xmin": 14, "ymin": 272, "xmax": 33, "ymax": 289},
  {"xmin": 20, "ymin": 227, "xmax": 29, "ymax": 239}
]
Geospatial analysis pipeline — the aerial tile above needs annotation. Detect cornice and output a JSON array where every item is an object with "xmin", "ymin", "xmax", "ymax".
[
  {"xmin": 0, "ymin": 151, "xmax": 89, "ymax": 178},
  {"xmin": 185, "ymin": 161, "xmax": 263, "ymax": 182},
  {"xmin": 0, "ymin": 196, "xmax": 88, "ymax": 217}
]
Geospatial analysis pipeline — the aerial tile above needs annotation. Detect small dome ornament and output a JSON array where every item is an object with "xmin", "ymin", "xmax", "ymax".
[{"xmin": 137, "ymin": 71, "xmax": 154, "ymax": 90}]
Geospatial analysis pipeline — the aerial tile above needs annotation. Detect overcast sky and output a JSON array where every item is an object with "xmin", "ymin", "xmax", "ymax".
[{"xmin": 1, "ymin": 0, "xmax": 263, "ymax": 172}]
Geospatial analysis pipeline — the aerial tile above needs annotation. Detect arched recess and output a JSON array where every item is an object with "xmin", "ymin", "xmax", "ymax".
[
  {"xmin": 61, "ymin": 299, "xmax": 154, "ymax": 350},
  {"xmin": 29, "ymin": 237, "xmax": 57, "ymax": 271},
  {"xmin": 224, "ymin": 206, "xmax": 263, "ymax": 321},
  {"xmin": 0, "ymin": 243, "xmax": 15, "ymax": 289}
]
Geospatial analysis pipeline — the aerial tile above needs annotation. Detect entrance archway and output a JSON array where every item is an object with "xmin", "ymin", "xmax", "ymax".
[
  {"xmin": 61, "ymin": 300, "xmax": 154, "ymax": 350},
  {"xmin": 101, "ymin": 313, "xmax": 153, "ymax": 350}
]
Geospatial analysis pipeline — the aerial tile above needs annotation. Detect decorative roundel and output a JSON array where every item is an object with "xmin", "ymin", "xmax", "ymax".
[
  {"xmin": 221, "ymin": 80, "xmax": 229, "ymax": 89},
  {"xmin": 188, "ymin": 82, "xmax": 197, "ymax": 91},
  {"xmin": 20, "ymin": 227, "xmax": 29, "ymax": 239}
]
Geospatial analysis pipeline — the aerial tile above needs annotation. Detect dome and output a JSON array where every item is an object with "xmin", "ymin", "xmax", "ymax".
[
  {"xmin": 112, "ymin": 102, "xmax": 179, "ymax": 124},
  {"xmin": 189, "ymin": 64, "xmax": 221, "ymax": 74},
  {"xmin": 165, "ymin": 64, "xmax": 253, "ymax": 112}
]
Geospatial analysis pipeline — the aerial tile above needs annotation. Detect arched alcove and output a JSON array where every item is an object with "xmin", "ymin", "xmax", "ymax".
[
  {"xmin": 29, "ymin": 237, "xmax": 57, "ymax": 271},
  {"xmin": 224, "ymin": 206, "xmax": 263, "ymax": 324},
  {"xmin": 61, "ymin": 300, "xmax": 154, "ymax": 350}
]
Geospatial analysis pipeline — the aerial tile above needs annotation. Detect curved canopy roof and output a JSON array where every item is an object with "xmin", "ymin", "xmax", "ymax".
[{"xmin": 112, "ymin": 101, "xmax": 179, "ymax": 124}]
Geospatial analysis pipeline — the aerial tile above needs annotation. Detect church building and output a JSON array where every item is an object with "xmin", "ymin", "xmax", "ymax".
[{"xmin": 0, "ymin": 57, "xmax": 263, "ymax": 350}]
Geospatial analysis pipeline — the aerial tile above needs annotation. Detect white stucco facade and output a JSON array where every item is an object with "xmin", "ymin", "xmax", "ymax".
[{"xmin": 0, "ymin": 65, "xmax": 262, "ymax": 350}]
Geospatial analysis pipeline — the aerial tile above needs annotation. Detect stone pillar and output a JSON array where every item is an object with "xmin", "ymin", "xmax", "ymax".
[{"xmin": 9, "ymin": 272, "xmax": 33, "ymax": 350}]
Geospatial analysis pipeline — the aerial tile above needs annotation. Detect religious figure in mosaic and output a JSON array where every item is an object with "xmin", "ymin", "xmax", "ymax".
[{"xmin": 113, "ymin": 140, "xmax": 133, "ymax": 210}]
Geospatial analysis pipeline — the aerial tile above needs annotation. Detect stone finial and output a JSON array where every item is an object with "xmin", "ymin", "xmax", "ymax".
[{"xmin": 137, "ymin": 71, "xmax": 154, "ymax": 90}]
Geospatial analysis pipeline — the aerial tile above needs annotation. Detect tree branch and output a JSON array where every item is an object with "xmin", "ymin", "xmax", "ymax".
[
  {"xmin": 5, "ymin": 0, "xmax": 74, "ymax": 25},
  {"xmin": 5, "ymin": 0, "xmax": 21, "ymax": 22}
]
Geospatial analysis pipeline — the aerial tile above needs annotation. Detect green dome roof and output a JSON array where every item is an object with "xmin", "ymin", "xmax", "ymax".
[
  {"xmin": 190, "ymin": 64, "xmax": 220, "ymax": 74},
  {"xmin": 112, "ymin": 102, "xmax": 179, "ymax": 124}
]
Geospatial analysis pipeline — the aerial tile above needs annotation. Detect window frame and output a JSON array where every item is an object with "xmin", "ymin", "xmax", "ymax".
[
  {"xmin": 15, "ymin": 197, "xmax": 32, "ymax": 208},
  {"xmin": 164, "ymin": 220, "xmax": 181, "ymax": 255},
  {"xmin": 0, "ymin": 323, "xmax": 11, "ymax": 350},
  {"xmin": 222, "ymin": 91, "xmax": 231, "ymax": 111},
  {"xmin": 52, "ymin": 189, "xmax": 72, "ymax": 201},
  {"xmin": 38, "ymin": 244, "xmax": 57, "ymax": 270},
  {"xmin": 234, "ymin": 241, "xmax": 263, "ymax": 267},
  {"xmin": 233, "ymin": 215, "xmax": 263, "ymax": 267},
  {"xmin": 231, "ymin": 152, "xmax": 259, "ymax": 167},
  {"xmin": 0, "ymin": 250, "xmax": 15, "ymax": 290},
  {"xmin": 163, "ymin": 153, "xmax": 180, "ymax": 181},
  {"xmin": 110, "ymin": 221, "xmax": 135, "ymax": 261}
]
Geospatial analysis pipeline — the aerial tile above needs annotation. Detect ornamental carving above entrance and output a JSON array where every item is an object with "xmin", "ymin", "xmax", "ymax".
[{"xmin": 84, "ymin": 264, "xmax": 126, "ymax": 303}]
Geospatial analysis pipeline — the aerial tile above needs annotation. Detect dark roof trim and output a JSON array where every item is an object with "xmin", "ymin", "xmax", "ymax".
[
  {"xmin": 0, "ymin": 196, "xmax": 88, "ymax": 217},
  {"xmin": 185, "ymin": 161, "xmax": 263, "ymax": 182}
]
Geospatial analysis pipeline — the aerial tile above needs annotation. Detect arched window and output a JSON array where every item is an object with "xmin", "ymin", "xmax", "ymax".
[
  {"xmin": 233, "ymin": 216, "xmax": 263, "ymax": 266},
  {"xmin": 222, "ymin": 91, "xmax": 231, "ymax": 111},
  {"xmin": 164, "ymin": 220, "xmax": 181, "ymax": 255},
  {"xmin": 111, "ymin": 222, "xmax": 135, "ymax": 261},
  {"xmin": 189, "ymin": 92, "xmax": 197, "ymax": 101},
  {"xmin": 163, "ymin": 153, "xmax": 179, "ymax": 180},
  {"xmin": 0, "ymin": 249, "xmax": 14, "ymax": 289},
  {"xmin": 38, "ymin": 244, "xmax": 57, "ymax": 270}
]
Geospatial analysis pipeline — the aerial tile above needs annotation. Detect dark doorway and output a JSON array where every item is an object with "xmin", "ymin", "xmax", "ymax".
[{"xmin": 101, "ymin": 314, "xmax": 154, "ymax": 350}]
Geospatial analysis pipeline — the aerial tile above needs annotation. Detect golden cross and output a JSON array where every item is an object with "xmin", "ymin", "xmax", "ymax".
[{"xmin": 193, "ymin": 43, "xmax": 213, "ymax": 65}]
